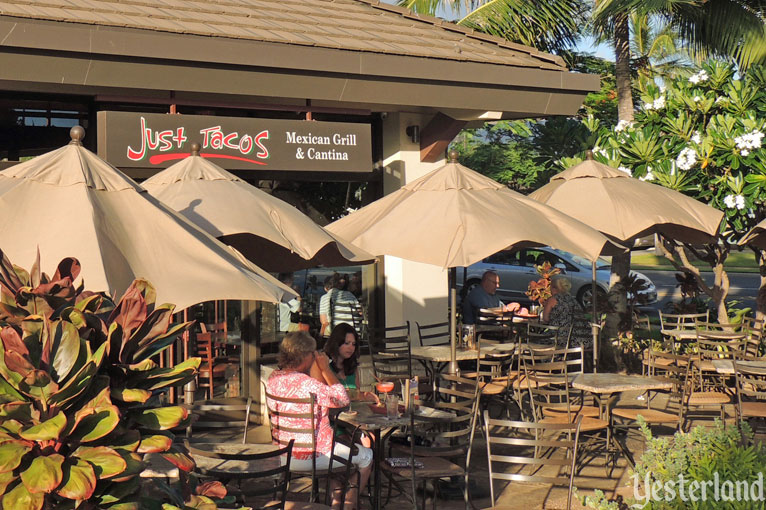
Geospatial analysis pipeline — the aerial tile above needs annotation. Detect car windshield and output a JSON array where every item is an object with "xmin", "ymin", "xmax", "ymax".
[{"xmin": 549, "ymin": 248, "xmax": 610, "ymax": 270}]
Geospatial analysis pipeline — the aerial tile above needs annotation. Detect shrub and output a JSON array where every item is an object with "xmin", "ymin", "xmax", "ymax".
[{"xmin": 0, "ymin": 251, "xmax": 210, "ymax": 509}]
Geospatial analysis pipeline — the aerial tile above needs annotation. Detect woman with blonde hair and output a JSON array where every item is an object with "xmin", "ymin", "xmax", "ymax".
[{"xmin": 542, "ymin": 275, "xmax": 592, "ymax": 348}]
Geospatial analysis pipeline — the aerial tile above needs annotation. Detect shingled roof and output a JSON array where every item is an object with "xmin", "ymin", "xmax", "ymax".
[{"xmin": 0, "ymin": 0, "xmax": 566, "ymax": 71}]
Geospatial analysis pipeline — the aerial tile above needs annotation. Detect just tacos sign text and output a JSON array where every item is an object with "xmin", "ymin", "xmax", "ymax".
[{"xmin": 97, "ymin": 111, "xmax": 372, "ymax": 172}]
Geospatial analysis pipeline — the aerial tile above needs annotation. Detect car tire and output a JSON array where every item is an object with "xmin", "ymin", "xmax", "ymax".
[
  {"xmin": 460, "ymin": 279, "xmax": 481, "ymax": 301},
  {"xmin": 577, "ymin": 285, "xmax": 607, "ymax": 310}
]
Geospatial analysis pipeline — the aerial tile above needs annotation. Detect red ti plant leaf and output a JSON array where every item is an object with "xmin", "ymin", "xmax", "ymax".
[
  {"xmin": 108, "ymin": 283, "xmax": 149, "ymax": 361},
  {"xmin": 0, "ymin": 440, "xmax": 33, "ymax": 473},
  {"xmin": 136, "ymin": 434, "xmax": 172, "ymax": 454},
  {"xmin": 195, "ymin": 480, "xmax": 227, "ymax": 498},
  {"xmin": 56, "ymin": 458, "xmax": 97, "ymax": 500},
  {"xmin": 0, "ymin": 250, "xmax": 24, "ymax": 294},
  {"xmin": 160, "ymin": 447, "xmax": 195, "ymax": 473},
  {"xmin": 0, "ymin": 470, "xmax": 15, "ymax": 494},
  {"xmin": 73, "ymin": 446, "xmax": 127, "ymax": 479},
  {"xmin": 19, "ymin": 411, "xmax": 67, "ymax": 441},
  {"xmin": 1, "ymin": 326, "xmax": 33, "ymax": 376},
  {"xmin": 51, "ymin": 257, "xmax": 81, "ymax": 286},
  {"xmin": 2, "ymin": 480, "xmax": 44, "ymax": 510},
  {"xmin": 20, "ymin": 453, "xmax": 65, "ymax": 494}
]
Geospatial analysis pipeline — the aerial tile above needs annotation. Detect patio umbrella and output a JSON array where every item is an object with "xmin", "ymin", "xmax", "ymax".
[
  {"xmin": 739, "ymin": 219, "xmax": 766, "ymax": 249},
  {"xmin": 326, "ymin": 151, "xmax": 622, "ymax": 371},
  {"xmin": 530, "ymin": 155, "xmax": 724, "ymax": 368},
  {"xmin": 0, "ymin": 126, "xmax": 296, "ymax": 311},
  {"xmin": 142, "ymin": 144, "xmax": 375, "ymax": 272}
]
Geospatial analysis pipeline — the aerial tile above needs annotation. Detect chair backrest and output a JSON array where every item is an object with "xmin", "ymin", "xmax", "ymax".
[
  {"xmin": 644, "ymin": 350, "xmax": 687, "ymax": 421},
  {"xmin": 526, "ymin": 321, "xmax": 565, "ymax": 347},
  {"xmin": 186, "ymin": 397, "xmax": 254, "ymax": 444},
  {"xmin": 186, "ymin": 439, "xmax": 293, "ymax": 510},
  {"xmin": 369, "ymin": 322, "xmax": 412, "ymax": 383},
  {"xmin": 734, "ymin": 362, "xmax": 766, "ymax": 418},
  {"xmin": 659, "ymin": 311, "xmax": 709, "ymax": 331},
  {"xmin": 483, "ymin": 411, "xmax": 581, "ymax": 510},
  {"xmin": 416, "ymin": 321, "xmax": 450, "ymax": 347},
  {"xmin": 264, "ymin": 389, "xmax": 317, "ymax": 464},
  {"xmin": 745, "ymin": 327, "xmax": 764, "ymax": 359},
  {"xmin": 696, "ymin": 334, "xmax": 747, "ymax": 361}
]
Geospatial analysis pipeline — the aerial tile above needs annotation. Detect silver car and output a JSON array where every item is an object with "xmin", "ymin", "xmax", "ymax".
[{"xmin": 456, "ymin": 247, "xmax": 657, "ymax": 308}]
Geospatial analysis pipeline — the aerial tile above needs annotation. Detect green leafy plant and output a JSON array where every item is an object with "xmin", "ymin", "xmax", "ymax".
[
  {"xmin": 582, "ymin": 420, "xmax": 766, "ymax": 509},
  {"xmin": 525, "ymin": 261, "xmax": 561, "ymax": 305},
  {"xmin": 0, "ymin": 251, "xmax": 207, "ymax": 509}
]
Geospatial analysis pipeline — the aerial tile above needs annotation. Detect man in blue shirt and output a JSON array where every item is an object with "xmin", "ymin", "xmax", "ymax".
[{"xmin": 462, "ymin": 270, "xmax": 520, "ymax": 324}]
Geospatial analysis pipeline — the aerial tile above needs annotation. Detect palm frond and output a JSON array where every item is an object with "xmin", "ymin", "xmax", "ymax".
[{"xmin": 458, "ymin": 0, "xmax": 588, "ymax": 53}]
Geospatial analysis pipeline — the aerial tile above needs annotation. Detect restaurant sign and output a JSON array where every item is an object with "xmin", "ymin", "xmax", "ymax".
[{"xmin": 97, "ymin": 111, "xmax": 372, "ymax": 172}]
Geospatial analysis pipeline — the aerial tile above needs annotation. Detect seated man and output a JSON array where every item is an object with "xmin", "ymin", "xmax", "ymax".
[{"xmin": 462, "ymin": 270, "xmax": 520, "ymax": 324}]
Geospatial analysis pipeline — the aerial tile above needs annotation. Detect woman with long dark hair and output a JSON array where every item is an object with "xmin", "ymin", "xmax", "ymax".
[{"xmin": 323, "ymin": 323, "xmax": 377, "ymax": 402}]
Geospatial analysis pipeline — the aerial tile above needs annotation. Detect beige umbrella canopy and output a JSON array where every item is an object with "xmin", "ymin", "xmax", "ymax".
[
  {"xmin": 142, "ymin": 145, "xmax": 374, "ymax": 272},
  {"xmin": 530, "ymin": 157, "xmax": 724, "ymax": 245},
  {"xmin": 0, "ymin": 127, "xmax": 296, "ymax": 311},
  {"xmin": 740, "ymin": 220, "xmax": 766, "ymax": 249},
  {"xmin": 327, "ymin": 155, "xmax": 619, "ymax": 267},
  {"xmin": 327, "ymin": 152, "xmax": 621, "ymax": 372}
]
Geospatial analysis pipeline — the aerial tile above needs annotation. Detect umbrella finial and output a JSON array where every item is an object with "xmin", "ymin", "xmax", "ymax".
[
  {"xmin": 69, "ymin": 126, "xmax": 85, "ymax": 146},
  {"xmin": 448, "ymin": 150, "xmax": 459, "ymax": 163},
  {"xmin": 586, "ymin": 150, "xmax": 594, "ymax": 160},
  {"xmin": 190, "ymin": 143, "xmax": 201, "ymax": 156}
]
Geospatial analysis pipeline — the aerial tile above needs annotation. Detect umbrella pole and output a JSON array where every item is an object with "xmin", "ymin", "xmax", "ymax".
[
  {"xmin": 183, "ymin": 308, "xmax": 196, "ymax": 404},
  {"xmin": 449, "ymin": 267, "xmax": 458, "ymax": 375},
  {"xmin": 592, "ymin": 262, "xmax": 598, "ymax": 373}
]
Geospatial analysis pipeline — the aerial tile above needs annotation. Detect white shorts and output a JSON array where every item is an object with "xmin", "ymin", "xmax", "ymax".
[{"xmin": 286, "ymin": 442, "xmax": 373, "ymax": 471}]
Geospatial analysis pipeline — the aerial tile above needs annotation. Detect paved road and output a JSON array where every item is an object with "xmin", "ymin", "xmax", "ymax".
[{"xmin": 640, "ymin": 270, "xmax": 759, "ymax": 314}]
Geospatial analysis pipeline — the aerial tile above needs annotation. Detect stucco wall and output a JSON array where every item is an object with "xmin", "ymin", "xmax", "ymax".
[{"xmin": 380, "ymin": 112, "xmax": 448, "ymax": 330}]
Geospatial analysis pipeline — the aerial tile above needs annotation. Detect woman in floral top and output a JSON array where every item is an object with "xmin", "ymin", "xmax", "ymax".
[
  {"xmin": 266, "ymin": 331, "xmax": 372, "ymax": 510},
  {"xmin": 542, "ymin": 275, "xmax": 593, "ymax": 349}
]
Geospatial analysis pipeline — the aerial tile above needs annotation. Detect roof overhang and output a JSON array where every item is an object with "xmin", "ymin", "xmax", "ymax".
[{"xmin": 0, "ymin": 17, "xmax": 599, "ymax": 119}]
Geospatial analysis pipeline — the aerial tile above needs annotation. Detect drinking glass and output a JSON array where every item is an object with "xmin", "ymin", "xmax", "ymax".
[{"xmin": 385, "ymin": 393, "xmax": 399, "ymax": 419}]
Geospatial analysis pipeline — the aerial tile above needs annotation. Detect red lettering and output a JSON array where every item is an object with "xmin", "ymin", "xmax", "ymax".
[
  {"xmin": 223, "ymin": 132, "xmax": 239, "ymax": 150},
  {"xmin": 239, "ymin": 135, "xmax": 253, "ymax": 154},
  {"xmin": 127, "ymin": 116, "xmax": 148, "ymax": 161},
  {"xmin": 254, "ymin": 130, "xmax": 269, "ymax": 158},
  {"xmin": 199, "ymin": 126, "xmax": 222, "ymax": 148},
  {"xmin": 158, "ymin": 130, "xmax": 174, "ymax": 151}
]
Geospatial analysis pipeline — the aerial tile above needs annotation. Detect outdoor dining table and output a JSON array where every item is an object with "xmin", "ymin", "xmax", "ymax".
[
  {"xmin": 337, "ymin": 400, "xmax": 454, "ymax": 510},
  {"xmin": 142, "ymin": 442, "xmax": 279, "ymax": 480},
  {"xmin": 572, "ymin": 373, "xmax": 674, "ymax": 466},
  {"xmin": 661, "ymin": 328, "xmax": 745, "ymax": 352},
  {"xmin": 713, "ymin": 359, "xmax": 766, "ymax": 375}
]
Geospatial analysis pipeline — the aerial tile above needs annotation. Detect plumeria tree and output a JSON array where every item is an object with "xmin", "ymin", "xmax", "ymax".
[{"xmin": 563, "ymin": 60, "xmax": 766, "ymax": 321}]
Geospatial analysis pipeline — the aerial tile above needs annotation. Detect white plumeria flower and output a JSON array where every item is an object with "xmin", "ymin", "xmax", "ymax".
[
  {"xmin": 652, "ymin": 96, "xmax": 665, "ymax": 109},
  {"xmin": 735, "ymin": 195, "xmax": 746, "ymax": 210},
  {"xmin": 615, "ymin": 120, "xmax": 633, "ymax": 132},
  {"xmin": 691, "ymin": 132, "xmax": 702, "ymax": 144},
  {"xmin": 689, "ymin": 70, "xmax": 709, "ymax": 84},
  {"xmin": 676, "ymin": 147, "xmax": 697, "ymax": 170},
  {"xmin": 723, "ymin": 194, "xmax": 736, "ymax": 208},
  {"xmin": 639, "ymin": 170, "xmax": 655, "ymax": 182},
  {"xmin": 734, "ymin": 130, "xmax": 764, "ymax": 155},
  {"xmin": 617, "ymin": 166, "xmax": 632, "ymax": 175},
  {"xmin": 693, "ymin": 95, "xmax": 702, "ymax": 102},
  {"xmin": 644, "ymin": 102, "xmax": 655, "ymax": 111},
  {"xmin": 715, "ymin": 96, "xmax": 727, "ymax": 104}
]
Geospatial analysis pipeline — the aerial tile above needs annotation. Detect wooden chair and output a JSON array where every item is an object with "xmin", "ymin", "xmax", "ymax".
[
  {"xmin": 745, "ymin": 327, "xmax": 764, "ymax": 359},
  {"xmin": 684, "ymin": 354, "xmax": 731, "ymax": 430},
  {"xmin": 482, "ymin": 412, "xmax": 581, "ymax": 510},
  {"xmin": 187, "ymin": 439, "xmax": 294, "ymax": 510},
  {"xmin": 382, "ymin": 390, "xmax": 480, "ymax": 510},
  {"xmin": 734, "ymin": 361, "xmax": 766, "ymax": 432},
  {"xmin": 265, "ymin": 390, "xmax": 322, "ymax": 501},
  {"xmin": 332, "ymin": 301, "xmax": 365, "ymax": 338},
  {"xmin": 196, "ymin": 331, "xmax": 231, "ymax": 399},
  {"xmin": 325, "ymin": 419, "xmax": 364, "ymax": 510},
  {"xmin": 613, "ymin": 351, "xmax": 686, "ymax": 433},
  {"xmin": 695, "ymin": 329, "xmax": 746, "ymax": 391},
  {"xmin": 185, "ymin": 397, "xmax": 255, "ymax": 444},
  {"xmin": 658, "ymin": 311, "xmax": 708, "ymax": 352}
]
